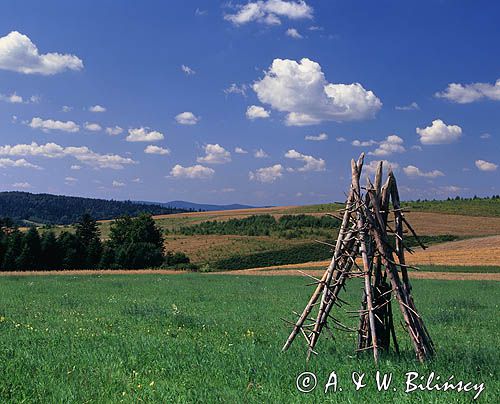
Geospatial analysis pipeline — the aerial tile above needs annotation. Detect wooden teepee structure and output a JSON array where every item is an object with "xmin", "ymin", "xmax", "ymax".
[{"xmin": 282, "ymin": 153, "xmax": 434, "ymax": 363}]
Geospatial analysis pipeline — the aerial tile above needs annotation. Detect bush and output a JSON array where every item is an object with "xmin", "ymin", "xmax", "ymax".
[
  {"xmin": 115, "ymin": 242, "xmax": 164, "ymax": 269},
  {"xmin": 164, "ymin": 251, "xmax": 190, "ymax": 266}
]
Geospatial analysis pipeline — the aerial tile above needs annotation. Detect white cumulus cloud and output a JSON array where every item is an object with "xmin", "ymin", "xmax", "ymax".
[
  {"xmin": 403, "ymin": 165, "xmax": 444, "ymax": 178},
  {"xmin": 364, "ymin": 160, "xmax": 399, "ymax": 175},
  {"xmin": 0, "ymin": 31, "xmax": 83, "ymax": 75},
  {"xmin": 368, "ymin": 135, "xmax": 406, "ymax": 156},
  {"xmin": 175, "ymin": 111, "xmax": 199, "ymax": 125},
  {"xmin": 197, "ymin": 144, "xmax": 231, "ymax": 164},
  {"xmin": 224, "ymin": 83, "xmax": 247, "ymax": 96},
  {"xmin": 253, "ymin": 58, "xmax": 382, "ymax": 126},
  {"xmin": 286, "ymin": 28, "xmax": 303, "ymax": 38},
  {"xmin": 181, "ymin": 64, "xmax": 196, "ymax": 75},
  {"xmin": 225, "ymin": 0, "xmax": 313, "ymax": 26},
  {"xmin": 285, "ymin": 149, "xmax": 325, "ymax": 171},
  {"xmin": 105, "ymin": 126, "xmax": 123, "ymax": 136},
  {"xmin": 12, "ymin": 182, "xmax": 32, "ymax": 189},
  {"xmin": 84, "ymin": 122, "xmax": 102, "ymax": 132},
  {"xmin": 246, "ymin": 105, "xmax": 270, "ymax": 120},
  {"xmin": 29, "ymin": 117, "xmax": 79, "ymax": 133},
  {"xmin": 0, "ymin": 92, "xmax": 24, "ymax": 103},
  {"xmin": 144, "ymin": 145, "xmax": 170, "ymax": 155},
  {"xmin": 0, "ymin": 158, "xmax": 42, "ymax": 169},
  {"xmin": 254, "ymin": 148, "xmax": 269, "ymax": 158},
  {"xmin": 352, "ymin": 139, "xmax": 377, "ymax": 147},
  {"xmin": 126, "ymin": 127, "xmax": 164, "ymax": 142},
  {"xmin": 235, "ymin": 147, "xmax": 248, "ymax": 154},
  {"xmin": 0, "ymin": 141, "xmax": 136, "ymax": 169},
  {"xmin": 249, "ymin": 164, "xmax": 284, "ymax": 183},
  {"xmin": 89, "ymin": 105, "xmax": 106, "ymax": 112},
  {"xmin": 475, "ymin": 159, "xmax": 498, "ymax": 172},
  {"xmin": 112, "ymin": 180, "xmax": 125, "ymax": 187},
  {"xmin": 416, "ymin": 119, "xmax": 462, "ymax": 145},
  {"xmin": 305, "ymin": 133, "xmax": 328, "ymax": 141},
  {"xmin": 395, "ymin": 102, "xmax": 419, "ymax": 111},
  {"xmin": 435, "ymin": 79, "xmax": 500, "ymax": 103},
  {"xmin": 169, "ymin": 164, "xmax": 214, "ymax": 179}
]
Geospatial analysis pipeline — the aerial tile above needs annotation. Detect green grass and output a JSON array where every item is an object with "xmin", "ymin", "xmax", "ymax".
[
  {"xmin": 289, "ymin": 203, "xmax": 345, "ymax": 214},
  {"xmin": 0, "ymin": 274, "xmax": 497, "ymax": 402},
  {"xmin": 416, "ymin": 265, "xmax": 500, "ymax": 273},
  {"xmin": 402, "ymin": 198, "xmax": 500, "ymax": 217},
  {"xmin": 290, "ymin": 198, "xmax": 500, "ymax": 217}
]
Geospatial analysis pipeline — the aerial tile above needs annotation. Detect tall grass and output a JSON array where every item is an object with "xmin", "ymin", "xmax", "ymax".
[{"xmin": 0, "ymin": 274, "xmax": 497, "ymax": 402}]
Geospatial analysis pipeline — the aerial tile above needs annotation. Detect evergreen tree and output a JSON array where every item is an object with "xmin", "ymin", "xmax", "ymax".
[
  {"xmin": 0, "ymin": 226, "xmax": 7, "ymax": 268},
  {"xmin": 2, "ymin": 228, "xmax": 23, "ymax": 270},
  {"xmin": 17, "ymin": 227, "xmax": 42, "ymax": 270},
  {"xmin": 99, "ymin": 241, "xmax": 116, "ymax": 269},
  {"xmin": 40, "ymin": 231, "xmax": 62, "ymax": 269},
  {"xmin": 57, "ymin": 231, "xmax": 80, "ymax": 269},
  {"xmin": 74, "ymin": 213, "xmax": 102, "ymax": 268}
]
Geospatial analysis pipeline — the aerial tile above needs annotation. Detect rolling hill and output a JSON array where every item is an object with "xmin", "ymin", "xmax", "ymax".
[
  {"xmin": 0, "ymin": 191, "xmax": 187, "ymax": 225},
  {"xmin": 136, "ymin": 200, "xmax": 259, "ymax": 212}
]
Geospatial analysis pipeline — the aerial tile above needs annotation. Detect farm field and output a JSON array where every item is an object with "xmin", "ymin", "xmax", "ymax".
[
  {"xmin": 60, "ymin": 199, "xmax": 499, "ymax": 270},
  {"xmin": 0, "ymin": 274, "xmax": 497, "ymax": 403},
  {"xmin": 235, "ymin": 235, "xmax": 500, "ymax": 271},
  {"xmin": 291, "ymin": 198, "xmax": 500, "ymax": 217},
  {"xmin": 163, "ymin": 235, "xmax": 307, "ymax": 264}
]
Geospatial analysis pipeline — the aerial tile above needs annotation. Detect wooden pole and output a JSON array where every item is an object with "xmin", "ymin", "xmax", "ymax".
[
  {"xmin": 305, "ymin": 155, "xmax": 364, "ymax": 358},
  {"xmin": 352, "ymin": 168, "xmax": 379, "ymax": 363}
]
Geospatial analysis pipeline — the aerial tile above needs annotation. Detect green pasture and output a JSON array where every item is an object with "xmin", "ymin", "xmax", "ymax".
[{"xmin": 0, "ymin": 273, "xmax": 497, "ymax": 402}]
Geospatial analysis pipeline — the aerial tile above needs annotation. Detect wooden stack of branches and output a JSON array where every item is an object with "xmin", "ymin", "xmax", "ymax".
[{"xmin": 282, "ymin": 153, "xmax": 435, "ymax": 363}]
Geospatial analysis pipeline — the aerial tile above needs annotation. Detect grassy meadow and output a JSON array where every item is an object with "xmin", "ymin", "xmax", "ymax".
[
  {"xmin": 291, "ymin": 198, "xmax": 500, "ymax": 217},
  {"xmin": 0, "ymin": 273, "xmax": 497, "ymax": 402}
]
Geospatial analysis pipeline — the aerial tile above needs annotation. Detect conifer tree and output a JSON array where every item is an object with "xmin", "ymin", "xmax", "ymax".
[{"xmin": 17, "ymin": 227, "xmax": 42, "ymax": 270}]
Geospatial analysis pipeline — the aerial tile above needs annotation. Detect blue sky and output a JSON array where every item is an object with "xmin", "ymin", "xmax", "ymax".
[{"xmin": 0, "ymin": 0, "xmax": 498, "ymax": 205}]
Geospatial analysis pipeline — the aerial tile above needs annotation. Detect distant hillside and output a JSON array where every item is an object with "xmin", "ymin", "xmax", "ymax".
[
  {"xmin": 0, "ymin": 192, "xmax": 187, "ymax": 225},
  {"xmin": 137, "ymin": 200, "xmax": 259, "ymax": 212}
]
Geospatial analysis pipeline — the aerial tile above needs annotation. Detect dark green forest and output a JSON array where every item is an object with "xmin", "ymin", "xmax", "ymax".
[
  {"xmin": 0, "ymin": 191, "xmax": 187, "ymax": 225},
  {"xmin": 0, "ymin": 214, "xmax": 191, "ymax": 271}
]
